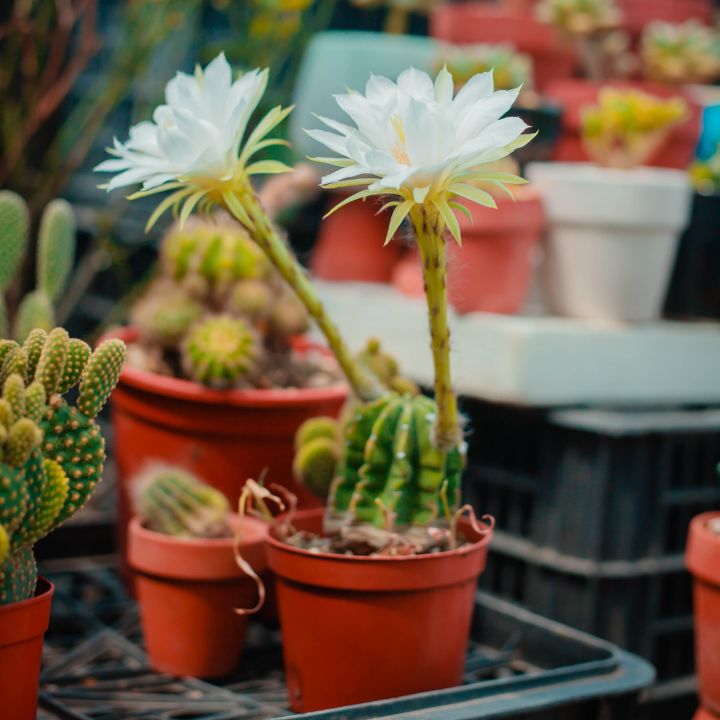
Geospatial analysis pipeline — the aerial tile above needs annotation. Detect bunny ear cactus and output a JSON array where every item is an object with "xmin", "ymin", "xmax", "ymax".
[
  {"xmin": 0, "ymin": 328, "xmax": 126, "ymax": 604},
  {"xmin": 0, "ymin": 192, "xmax": 77, "ymax": 343}
]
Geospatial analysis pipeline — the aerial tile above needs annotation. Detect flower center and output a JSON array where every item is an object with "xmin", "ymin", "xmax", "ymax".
[{"xmin": 391, "ymin": 115, "xmax": 410, "ymax": 165}]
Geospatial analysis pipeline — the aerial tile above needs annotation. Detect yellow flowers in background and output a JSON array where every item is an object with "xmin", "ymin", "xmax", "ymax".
[{"xmin": 581, "ymin": 89, "xmax": 688, "ymax": 168}]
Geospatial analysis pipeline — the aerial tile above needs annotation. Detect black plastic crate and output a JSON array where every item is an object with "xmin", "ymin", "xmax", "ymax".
[
  {"xmin": 464, "ymin": 401, "xmax": 720, "ymax": 563},
  {"xmin": 38, "ymin": 563, "xmax": 654, "ymax": 720}
]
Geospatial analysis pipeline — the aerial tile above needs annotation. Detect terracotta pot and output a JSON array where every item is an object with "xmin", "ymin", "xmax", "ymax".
[
  {"xmin": 686, "ymin": 512, "xmax": 720, "ymax": 716},
  {"xmin": 311, "ymin": 191, "xmax": 402, "ymax": 283},
  {"xmin": 267, "ymin": 508, "xmax": 492, "ymax": 712},
  {"xmin": 0, "ymin": 577, "xmax": 54, "ymax": 720},
  {"xmin": 544, "ymin": 79, "xmax": 702, "ymax": 170},
  {"xmin": 107, "ymin": 327, "xmax": 347, "ymax": 568},
  {"xmin": 392, "ymin": 188, "xmax": 544, "ymax": 314},
  {"xmin": 430, "ymin": 5, "xmax": 576, "ymax": 91},
  {"xmin": 128, "ymin": 514, "xmax": 267, "ymax": 677},
  {"xmin": 617, "ymin": 0, "xmax": 714, "ymax": 39},
  {"xmin": 695, "ymin": 708, "xmax": 719, "ymax": 720}
]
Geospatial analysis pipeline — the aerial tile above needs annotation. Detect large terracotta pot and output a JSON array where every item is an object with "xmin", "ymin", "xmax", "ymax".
[
  {"xmin": 128, "ymin": 515, "xmax": 267, "ymax": 678},
  {"xmin": 430, "ymin": 5, "xmax": 576, "ymax": 91},
  {"xmin": 544, "ymin": 79, "xmax": 702, "ymax": 170},
  {"xmin": 0, "ymin": 578, "xmax": 54, "ymax": 720},
  {"xmin": 311, "ymin": 191, "xmax": 402, "ymax": 283},
  {"xmin": 392, "ymin": 188, "xmax": 544, "ymax": 315},
  {"xmin": 107, "ymin": 327, "xmax": 347, "ymax": 565},
  {"xmin": 267, "ymin": 508, "xmax": 492, "ymax": 712},
  {"xmin": 686, "ymin": 512, "xmax": 720, "ymax": 717}
]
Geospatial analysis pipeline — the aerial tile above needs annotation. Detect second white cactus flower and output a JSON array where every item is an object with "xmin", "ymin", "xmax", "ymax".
[{"xmin": 307, "ymin": 67, "xmax": 534, "ymax": 245}]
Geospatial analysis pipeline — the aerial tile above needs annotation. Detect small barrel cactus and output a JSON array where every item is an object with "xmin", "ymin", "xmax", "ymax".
[
  {"xmin": 355, "ymin": 338, "xmax": 418, "ymax": 396},
  {"xmin": 181, "ymin": 315, "xmax": 258, "ymax": 388},
  {"xmin": 326, "ymin": 393, "xmax": 464, "ymax": 535},
  {"xmin": 536, "ymin": 0, "xmax": 622, "ymax": 35},
  {"xmin": 131, "ymin": 282, "xmax": 204, "ymax": 346},
  {"xmin": 132, "ymin": 465, "xmax": 231, "ymax": 538},
  {"xmin": 294, "ymin": 417, "xmax": 341, "ymax": 499},
  {"xmin": 0, "ymin": 327, "xmax": 126, "ymax": 604},
  {"xmin": 0, "ymin": 192, "xmax": 76, "ymax": 342}
]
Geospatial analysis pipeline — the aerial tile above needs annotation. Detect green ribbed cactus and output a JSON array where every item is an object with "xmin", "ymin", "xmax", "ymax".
[
  {"xmin": 181, "ymin": 315, "xmax": 258, "ymax": 388},
  {"xmin": 0, "ymin": 192, "xmax": 77, "ymax": 343},
  {"xmin": 327, "ymin": 393, "xmax": 464, "ymax": 532},
  {"xmin": 132, "ymin": 465, "xmax": 231, "ymax": 538},
  {"xmin": 0, "ymin": 328, "xmax": 126, "ymax": 605}
]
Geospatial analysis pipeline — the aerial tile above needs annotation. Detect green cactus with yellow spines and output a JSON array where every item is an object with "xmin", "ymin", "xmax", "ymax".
[
  {"xmin": 328, "ymin": 393, "xmax": 463, "ymax": 531},
  {"xmin": 23, "ymin": 329, "xmax": 47, "ymax": 382},
  {"xmin": 0, "ymin": 328, "xmax": 125, "ymax": 604},
  {"xmin": 181, "ymin": 315, "xmax": 258, "ymax": 388},
  {"xmin": 0, "ymin": 525, "xmax": 8, "ymax": 566},
  {"xmin": 131, "ymin": 284, "xmax": 204, "ymax": 347},
  {"xmin": 294, "ymin": 436, "xmax": 340, "ymax": 499},
  {"xmin": 0, "ymin": 192, "xmax": 77, "ymax": 343},
  {"xmin": 0, "ymin": 346, "xmax": 27, "ymax": 386},
  {"xmin": 132, "ymin": 465, "xmax": 231, "ymax": 538}
]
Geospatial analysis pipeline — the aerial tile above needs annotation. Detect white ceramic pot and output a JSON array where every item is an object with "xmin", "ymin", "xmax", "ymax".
[{"xmin": 527, "ymin": 162, "xmax": 693, "ymax": 322}]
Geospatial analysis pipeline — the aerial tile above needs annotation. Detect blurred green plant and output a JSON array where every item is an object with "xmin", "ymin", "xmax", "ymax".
[
  {"xmin": 690, "ymin": 144, "xmax": 720, "ymax": 195},
  {"xmin": 434, "ymin": 43, "xmax": 533, "ymax": 91}
]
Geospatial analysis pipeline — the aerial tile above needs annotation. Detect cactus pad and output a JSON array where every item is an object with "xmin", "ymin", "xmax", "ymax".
[
  {"xmin": 37, "ymin": 198, "xmax": 76, "ymax": 301},
  {"xmin": 35, "ymin": 327, "xmax": 69, "ymax": 394},
  {"xmin": 77, "ymin": 339, "xmax": 127, "ymax": 418},
  {"xmin": 14, "ymin": 289, "xmax": 54, "ymax": 342},
  {"xmin": 57, "ymin": 338, "xmax": 92, "ymax": 394},
  {"xmin": 0, "ymin": 190, "xmax": 29, "ymax": 291},
  {"xmin": 41, "ymin": 403, "xmax": 105, "ymax": 524},
  {"xmin": 0, "ymin": 347, "xmax": 27, "ymax": 386},
  {"xmin": 181, "ymin": 315, "xmax": 257, "ymax": 388},
  {"xmin": 23, "ymin": 329, "xmax": 48, "ymax": 381},
  {"xmin": 0, "ymin": 465, "xmax": 28, "ymax": 534},
  {"xmin": 0, "ymin": 545, "xmax": 37, "ymax": 604},
  {"xmin": 133, "ymin": 465, "xmax": 230, "ymax": 538},
  {"xmin": 0, "ymin": 524, "xmax": 8, "ymax": 567},
  {"xmin": 329, "ymin": 394, "xmax": 464, "ymax": 529}
]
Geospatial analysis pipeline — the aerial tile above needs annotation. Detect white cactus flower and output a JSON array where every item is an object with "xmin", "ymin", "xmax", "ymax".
[
  {"xmin": 95, "ymin": 53, "xmax": 291, "ymax": 229},
  {"xmin": 307, "ymin": 67, "xmax": 534, "ymax": 244}
]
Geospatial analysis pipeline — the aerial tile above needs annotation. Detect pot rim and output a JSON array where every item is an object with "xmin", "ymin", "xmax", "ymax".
[
  {"xmin": 0, "ymin": 577, "xmax": 54, "ymax": 614},
  {"xmin": 128, "ymin": 514, "xmax": 268, "ymax": 581},
  {"xmin": 106, "ymin": 326, "xmax": 348, "ymax": 408},
  {"xmin": 527, "ymin": 161, "xmax": 690, "ymax": 189},
  {"xmin": 266, "ymin": 507, "xmax": 492, "ymax": 564},
  {"xmin": 686, "ymin": 511, "xmax": 720, "ymax": 586},
  {"xmin": 0, "ymin": 577, "xmax": 55, "ymax": 647}
]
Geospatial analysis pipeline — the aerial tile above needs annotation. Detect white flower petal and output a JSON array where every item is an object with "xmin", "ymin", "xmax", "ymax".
[
  {"xmin": 397, "ymin": 68, "xmax": 434, "ymax": 99},
  {"xmin": 434, "ymin": 66, "xmax": 454, "ymax": 107}
]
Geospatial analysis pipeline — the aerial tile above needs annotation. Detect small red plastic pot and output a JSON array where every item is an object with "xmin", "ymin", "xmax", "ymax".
[
  {"xmin": 695, "ymin": 708, "xmax": 719, "ymax": 720},
  {"xmin": 128, "ymin": 514, "xmax": 267, "ymax": 678},
  {"xmin": 430, "ymin": 5, "xmax": 576, "ymax": 91},
  {"xmin": 544, "ymin": 79, "xmax": 702, "ymax": 169},
  {"xmin": 686, "ymin": 512, "xmax": 720, "ymax": 716},
  {"xmin": 267, "ymin": 508, "xmax": 492, "ymax": 712},
  {"xmin": 311, "ymin": 191, "xmax": 403, "ymax": 283},
  {"xmin": 392, "ymin": 188, "xmax": 544, "ymax": 315},
  {"xmin": 0, "ymin": 577, "xmax": 54, "ymax": 720},
  {"xmin": 107, "ymin": 327, "xmax": 347, "ymax": 566}
]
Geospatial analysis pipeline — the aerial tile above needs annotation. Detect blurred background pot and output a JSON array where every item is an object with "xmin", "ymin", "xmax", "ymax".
[
  {"xmin": 686, "ymin": 512, "xmax": 720, "ymax": 717},
  {"xmin": 128, "ymin": 515, "xmax": 267, "ymax": 678},
  {"xmin": 0, "ymin": 578, "xmax": 54, "ymax": 720},
  {"xmin": 528, "ymin": 162, "xmax": 692, "ymax": 322},
  {"xmin": 544, "ymin": 80, "xmax": 702, "ymax": 170},
  {"xmin": 393, "ymin": 187, "xmax": 544, "ymax": 314},
  {"xmin": 267, "ymin": 508, "xmax": 492, "ymax": 712},
  {"xmin": 108, "ymin": 327, "xmax": 347, "ymax": 567}
]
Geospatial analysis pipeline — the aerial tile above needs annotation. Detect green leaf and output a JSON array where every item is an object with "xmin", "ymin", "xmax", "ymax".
[
  {"xmin": 245, "ymin": 160, "xmax": 293, "ymax": 175},
  {"xmin": 127, "ymin": 181, "xmax": 185, "ymax": 200},
  {"xmin": 323, "ymin": 188, "xmax": 388, "ymax": 219},
  {"xmin": 145, "ymin": 188, "xmax": 194, "ymax": 232},
  {"xmin": 449, "ymin": 201, "xmax": 473, "ymax": 223},
  {"xmin": 222, "ymin": 192, "xmax": 254, "ymax": 229},
  {"xmin": 384, "ymin": 199, "xmax": 413, "ymax": 246},
  {"xmin": 179, "ymin": 190, "xmax": 207, "ymax": 227},
  {"xmin": 240, "ymin": 105, "xmax": 293, "ymax": 166},
  {"xmin": 323, "ymin": 178, "xmax": 375, "ymax": 189},
  {"xmin": 307, "ymin": 156, "xmax": 355, "ymax": 168},
  {"xmin": 434, "ymin": 198, "xmax": 462, "ymax": 247},
  {"xmin": 450, "ymin": 183, "xmax": 497, "ymax": 209}
]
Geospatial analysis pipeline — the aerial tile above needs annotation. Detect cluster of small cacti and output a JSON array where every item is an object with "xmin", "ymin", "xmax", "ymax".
[
  {"xmin": 130, "ymin": 215, "xmax": 311, "ymax": 388},
  {"xmin": 0, "ymin": 191, "xmax": 76, "ymax": 342},
  {"xmin": 0, "ymin": 327, "xmax": 126, "ymax": 604},
  {"xmin": 131, "ymin": 465, "xmax": 231, "ymax": 538},
  {"xmin": 434, "ymin": 43, "xmax": 533, "ymax": 91},
  {"xmin": 535, "ymin": 0, "xmax": 622, "ymax": 35},
  {"xmin": 690, "ymin": 144, "xmax": 720, "ymax": 195},
  {"xmin": 641, "ymin": 20, "xmax": 720, "ymax": 85},
  {"xmin": 581, "ymin": 88, "xmax": 688, "ymax": 168}
]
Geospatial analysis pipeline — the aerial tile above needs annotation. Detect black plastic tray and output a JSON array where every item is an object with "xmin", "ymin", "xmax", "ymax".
[{"xmin": 37, "ymin": 562, "xmax": 654, "ymax": 720}]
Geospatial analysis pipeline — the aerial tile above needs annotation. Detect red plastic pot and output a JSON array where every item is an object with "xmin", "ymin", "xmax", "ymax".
[
  {"xmin": 0, "ymin": 577, "xmax": 54, "ymax": 720},
  {"xmin": 544, "ymin": 79, "xmax": 702, "ymax": 169},
  {"xmin": 128, "ymin": 514, "xmax": 267, "ymax": 677},
  {"xmin": 267, "ymin": 507, "xmax": 493, "ymax": 712},
  {"xmin": 695, "ymin": 709, "xmax": 719, "ymax": 720},
  {"xmin": 430, "ymin": 5, "xmax": 576, "ymax": 91},
  {"xmin": 617, "ymin": 0, "xmax": 714, "ymax": 39},
  {"xmin": 311, "ymin": 190, "xmax": 403, "ymax": 283},
  {"xmin": 107, "ymin": 327, "xmax": 347, "ymax": 567},
  {"xmin": 392, "ymin": 188, "xmax": 544, "ymax": 314},
  {"xmin": 686, "ymin": 512, "xmax": 720, "ymax": 716}
]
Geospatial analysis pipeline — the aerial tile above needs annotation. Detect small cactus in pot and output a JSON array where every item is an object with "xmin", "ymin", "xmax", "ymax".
[{"xmin": 0, "ymin": 327, "xmax": 126, "ymax": 603}]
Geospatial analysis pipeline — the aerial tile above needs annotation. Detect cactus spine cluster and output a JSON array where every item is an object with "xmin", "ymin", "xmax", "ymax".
[
  {"xmin": 130, "ymin": 216, "xmax": 314, "ymax": 388},
  {"xmin": 132, "ymin": 466, "xmax": 231, "ymax": 538},
  {"xmin": 0, "ymin": 191, "xmax": 76, "ymax": 342},
  {"xmin": 0, "ymin": 327, "xmax": 126, "ymax": 604}
]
